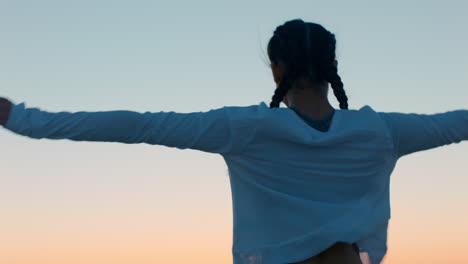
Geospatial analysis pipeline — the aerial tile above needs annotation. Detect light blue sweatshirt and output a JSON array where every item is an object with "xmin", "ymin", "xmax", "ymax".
[{"xmin": 3, "ymin": 101, "xmax": 468, "ymax": 264}]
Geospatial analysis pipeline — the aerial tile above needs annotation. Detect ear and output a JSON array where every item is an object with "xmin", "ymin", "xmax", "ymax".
[
  {"xmin": 271, "ymin": 62, "xmax": 283, "ymax": 84},
  {"xmin": 333, "ymin": 59, "xmax": 338, "ymax": 68}
]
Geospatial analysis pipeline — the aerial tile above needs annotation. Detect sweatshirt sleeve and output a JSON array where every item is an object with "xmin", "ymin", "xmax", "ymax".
[
  {"xmin": 3, "ymin": 102, "xmax": 260, "ymax": 155},
  {"xmin": 378, "ymin": 109, "xmax": 468, "ymax": 158}
]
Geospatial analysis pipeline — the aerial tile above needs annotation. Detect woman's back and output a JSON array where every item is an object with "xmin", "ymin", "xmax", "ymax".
[{"xmin": 223, "ymin": 102, "xmax": 393, "ymax": 264}]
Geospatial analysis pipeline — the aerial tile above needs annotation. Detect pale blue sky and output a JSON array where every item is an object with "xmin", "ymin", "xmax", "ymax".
[
  {"xmin": 1, "ymin": 1, "xmax": 467, "ymax": 256},
  {"xmin": 1, "ymin": 0, "xmax": 467, "ymax": 112}
]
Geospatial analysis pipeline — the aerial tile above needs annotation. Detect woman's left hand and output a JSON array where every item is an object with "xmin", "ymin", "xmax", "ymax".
[{"xmin": 0, "ymin": 97, "xmax": 13, "ymax": 127}]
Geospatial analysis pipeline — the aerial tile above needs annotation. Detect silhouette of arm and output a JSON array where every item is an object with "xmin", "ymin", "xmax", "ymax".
[
  {"xmin": 378, "ymin": 109, "xmax": 468, "ymax": 158},
  {"xmin": 3, "ymin": 102, "xmax": 259, "ymax": 155}
]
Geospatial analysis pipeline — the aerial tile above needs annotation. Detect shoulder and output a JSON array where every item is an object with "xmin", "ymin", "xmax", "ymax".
[
  {"xmin": 357, "ymin": 105, "xmax": 377, "ymax": 113},
  {"xmin": 349, "ymin": 105, "xmax": 382, "ymax": 119},
  {"xmin": 221, "ymin": 101, "xmax": 271, "ymax": 118},
  {"xmin": 340, "ymin": 104, "xmax": 391, "ymax": 134},
  {"xmin": 337, "ymin": 105, "xmax": 379, "ymax": 121}
]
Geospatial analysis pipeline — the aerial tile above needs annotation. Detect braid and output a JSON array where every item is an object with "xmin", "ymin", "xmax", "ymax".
[
  {"xmin": 269, "ymin": 72, "xmax": 295, "ymax": 108},
  {"xmin": 323, "ymin": 63, "xmax": 349, "ymax": 110},
  {"xmin": 268, "ymin": 20, "xmax": 307, "ymax": 109},
  {"xmin": 269, "ymin": 84, "xmax": 287, "ymax": 108}
]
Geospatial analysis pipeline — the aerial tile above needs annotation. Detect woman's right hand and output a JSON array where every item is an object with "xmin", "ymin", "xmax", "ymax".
[{"xmin": 0, "ymin": 97, "xmax": 13, "ymax": 127}]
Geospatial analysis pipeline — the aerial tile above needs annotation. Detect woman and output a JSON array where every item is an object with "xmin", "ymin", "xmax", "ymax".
[{"xmin": 1, "ymin": 19, "xmax": 467, "ymax": 264}]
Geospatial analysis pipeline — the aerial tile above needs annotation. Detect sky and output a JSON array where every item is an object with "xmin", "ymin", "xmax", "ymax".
[{"xmin": 1, "ymin": 0, "xmax": 467, "ymax": 263}]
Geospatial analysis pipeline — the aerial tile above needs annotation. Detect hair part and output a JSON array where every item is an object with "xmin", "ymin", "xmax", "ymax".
[{"xmin": 267, "ymin": 19, "xmax": 349, "ymax": 110}]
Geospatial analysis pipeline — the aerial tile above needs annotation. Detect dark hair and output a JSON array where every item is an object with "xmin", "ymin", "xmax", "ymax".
[{"xmin": 267, "ymin": 19, "xmax": 348, "ymax": 110}]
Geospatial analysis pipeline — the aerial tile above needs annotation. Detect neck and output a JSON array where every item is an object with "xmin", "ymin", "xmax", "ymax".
[{"xmin": 285, "ymin": 85, "xmax": 335, "ymax": 120}]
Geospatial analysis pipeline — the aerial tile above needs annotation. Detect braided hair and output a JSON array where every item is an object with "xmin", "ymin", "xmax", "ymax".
[{"xmin": 267, "ymin": 19, "xmax": 349, "ymax": 110}]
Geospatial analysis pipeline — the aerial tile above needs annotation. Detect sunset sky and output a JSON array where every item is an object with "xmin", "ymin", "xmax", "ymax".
[{"xmin": 1, "ymin": 0, "xmax": 467, "ymax": 263}]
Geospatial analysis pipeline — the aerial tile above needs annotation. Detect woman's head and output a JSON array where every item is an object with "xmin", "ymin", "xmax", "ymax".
[{"xmin": 267, "ymin": 19, "xmax": 348, "ymax": 110}]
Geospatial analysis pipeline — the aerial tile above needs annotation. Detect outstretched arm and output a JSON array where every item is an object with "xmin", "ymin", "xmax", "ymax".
[
  {"xmin": 0, "ymin": 98, "xmax": 260, "ymax": 155},
  {"xmin": 378, "ymin": 109, "xmax": 468, "ymax": 158}
]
